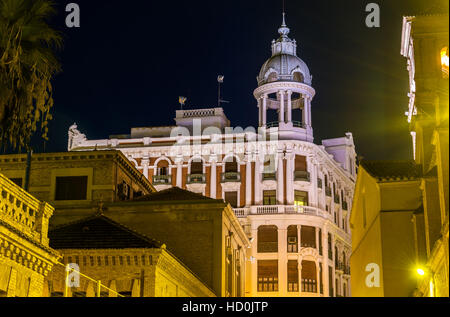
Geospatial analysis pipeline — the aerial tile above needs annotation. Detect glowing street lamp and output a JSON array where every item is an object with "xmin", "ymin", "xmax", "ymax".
[{"xmin": 416, "ymin": 268, "xmax": 425, "ymax": 276}]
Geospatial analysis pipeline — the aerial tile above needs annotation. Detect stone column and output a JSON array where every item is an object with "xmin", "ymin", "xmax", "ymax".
[
  {"xmin": 210, "ymin": 157, "xmax": 217, "ymax": 198},
  {"xmin": 142, "ymin": 157, "xmax": 150, "ymax": 180},
  {"xmin": 287, "ymin": 90, "xmax": 292, "ymax": 123},
  {"xmin": 277, "ymin": 150, "xmax": 284, "ymax": 205},
  {"xmin": 297, "ymin": 225, "xmax": 302, "ymax": 250},
  {"xmin": 303, "ymin": 96, "xmax": 309, "ymax": 127},
  {"xmin": 176, "ymin": 157, "xmax": 183, "ymax": 188},
  {"xmin": 245, "ymin": 155, "xmax": 252, "ymax": 206},
  {"xmin": 279, "ymin": 91, "xmax": 285, "ymax": 123},
  {"xmin": 315, "ymin": 261, "xmax": 320, "ymax": 294},
  {"xmin": 285, "ymin": 152, "xmax": 294, "ymax": 205},
  {"xmin": 254, "ymin": 153, "xmax": 261, "ymax": 204},
  {"xmin": 323, "ymin": 226, "xmax": 329, "ymax": 296},
  {"xmin": 278, "ymin": 227, "xmax": 287, "ymax": 295},
  {"xmin": 262, "ymin": 94, "xmax": 267, "ymax": 127},
  {"xmin": 257, "ymin": 97, "xmax": 262, "ymax": 127}
]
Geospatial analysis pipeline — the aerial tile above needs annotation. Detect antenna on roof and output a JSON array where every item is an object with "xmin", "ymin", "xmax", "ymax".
[{"xmin": 217, "ymin": 75, "xmax": 230, "ymax": 108}]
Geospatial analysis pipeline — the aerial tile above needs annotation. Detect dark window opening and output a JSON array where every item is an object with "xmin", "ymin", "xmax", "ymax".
[
  {"xmin": 258, "ymin": 225, "xmax": 278, "ymax": 253},
  {"xmin": 55, "ymin": 176, "xmax": 88, "ymax": 201}
]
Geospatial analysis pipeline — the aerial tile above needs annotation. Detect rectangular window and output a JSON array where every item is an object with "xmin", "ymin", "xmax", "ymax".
[
  {"xmin": 257, "ymin": 260, "xmax": 278, "ymax": 292},
  {"xmin": 263, "ymin": 190, "xmax": 277, "ymax": 205},
  {"xmin": 287, "ymin": 260, "xmax": 299, "ymax": 292},
  {"xmin": 224, "ymin": 191, "xmax": 238, "ymax": 208},
  {"xmin": 55, "ymin": 176, "xmax": 88, "ymax": 201},
  {"xmin": 294, "ymin": 190, "xmax": 309, "ymax": 208}
]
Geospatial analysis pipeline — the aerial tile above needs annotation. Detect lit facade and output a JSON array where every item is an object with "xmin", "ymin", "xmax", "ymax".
[
  {"xmin": 0, "ymin": 173, "xmax": 60, "ymax": 297},
  {"xmin": 68, "ymin": 15, "xmax": 356, "ymax": 297},
  {"xmin": 401, "ymin": 13, "xmax": 449, "ymax": 297}
]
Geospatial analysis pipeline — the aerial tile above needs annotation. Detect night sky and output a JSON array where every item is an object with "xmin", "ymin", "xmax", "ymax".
[{"xmin": 26, "ymin": 0, "xmax": 449, "ymax": 160}]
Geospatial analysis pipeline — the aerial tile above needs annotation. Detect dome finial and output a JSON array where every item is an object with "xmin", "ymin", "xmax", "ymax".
[{"xmin": 278, "ymin": 11, "xmax": 290, "ymax": 36}]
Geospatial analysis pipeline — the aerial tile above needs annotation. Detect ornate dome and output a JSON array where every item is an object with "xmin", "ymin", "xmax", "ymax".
[{"xmin": 257, "ymin": 14, "xmax": 312, "ymax": 86}]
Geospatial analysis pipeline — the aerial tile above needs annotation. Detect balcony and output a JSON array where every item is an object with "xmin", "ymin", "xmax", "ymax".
[
  {"xmin": 0, "ymin": 173, "xmax": 54, "ymax": 247},
  {"xmin": 186, "ymin": 174, "xmax": 206, "ymax": 184},
  {"xmin": 325, "ymin": 186, "xmax": 332, "ymax": 197},
  {"xmin": 232, "ymin": 205, "xmax": 334, "ymax": 220},
  {"xmin": 221, "ymin": 172, "xmax": 241, "ymax": 183},
  {"xmin": 262, "ymin": 172, "xmax": 276, "ymax": 181},
  {"xmin": 294, "ymin": 171, "xmax": 310, "ymax": 182},
  {"xmin": 152, "ymin": 175, "xmax": 172, "ymax": 185}
]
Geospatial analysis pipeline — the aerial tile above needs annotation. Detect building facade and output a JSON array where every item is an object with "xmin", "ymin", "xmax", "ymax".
[
  {"xmin": 0, "ymin": 173, "xmax": 60, "ymax": 297},
  {"xmin": 0, "ymin": 151, "xmax": 249, "ymax": 297},
  {"xmin": 68, "ymin": 14, "xmax": 356, "ymax": 297},
  {"xmin": 45, "ymin": 214, "xmax": 215, "ymax": 297},
  {"xmin": 401, "ymin": 13, "xmax": 449, "ymax": 297},
  {"xmin": 350, "ymin": 12, "xmax": 448, "ymax": 297}
]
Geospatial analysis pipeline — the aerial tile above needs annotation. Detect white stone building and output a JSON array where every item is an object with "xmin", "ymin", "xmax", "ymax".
[{"xmin": 68, "ymin": 14, "xmax": 356, "ymax": 297}]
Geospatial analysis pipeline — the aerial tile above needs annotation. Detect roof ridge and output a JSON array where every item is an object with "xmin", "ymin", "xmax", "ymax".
[{"xmin": 49, "ymin": 214, "xmax": 164, "ymax": 248}]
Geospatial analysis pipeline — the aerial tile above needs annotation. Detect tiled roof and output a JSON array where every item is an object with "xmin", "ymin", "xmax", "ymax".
[
  {"xmin": 133, "ymin": 187, "xmax": 218, "ymax": 202},
  {"xmin": 48, "ymin": 214, "xmax": 163, "ymax": 250},
  {"xmin": 360, "ymin": 160, "xmax": 422, "ymax": 181}
]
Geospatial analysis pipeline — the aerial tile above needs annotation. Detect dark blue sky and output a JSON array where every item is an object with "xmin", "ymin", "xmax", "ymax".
[{"xmin": 27, "ymin": 0, "xmax": 448, "ymax": 159}]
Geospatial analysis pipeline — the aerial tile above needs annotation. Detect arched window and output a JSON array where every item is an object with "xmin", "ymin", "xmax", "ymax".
[
  {"xmin": 257, "ymin": 225, "xmax": 278, "ymax": 253},
  {"xmin": 293, "ymin": 71, "xmax": 304, "ymax": 83},
  {"xmin": 156, "ymin": 160, "xmax": 169, "ymax": 176},
  {"xmin": 267, "ymin": 71, "xmax": 278, "ymax": 82}
]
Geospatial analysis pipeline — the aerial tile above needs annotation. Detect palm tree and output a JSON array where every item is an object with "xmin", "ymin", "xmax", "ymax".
[{"xmin": 0, "ymin": 0, "xmax": 62, "ymax": 151}]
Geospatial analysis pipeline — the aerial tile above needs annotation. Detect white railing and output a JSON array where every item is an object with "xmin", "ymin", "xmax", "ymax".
[{"xmin": 232, "ymin": 205, "xmax": 334, "ymax": 221}]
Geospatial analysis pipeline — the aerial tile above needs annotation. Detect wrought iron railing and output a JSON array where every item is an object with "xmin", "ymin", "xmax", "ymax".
[
  {"xmin": 152, "ymin": 175, "xmax": 172, "ymax": 185},
  {"xmin": 186, "ymin": 174, "xmax": 206, "ymax": 184},
  {"xmin": 221, "ymin": 172, "xmax": 240, "ymax": 183},
  {"xmin": 262, "ymin": 172, "xmax": 276, "ymax": 181},
  {"xmin": 294, "ymin": 171, "xmax": 310, "ymax": 182}
]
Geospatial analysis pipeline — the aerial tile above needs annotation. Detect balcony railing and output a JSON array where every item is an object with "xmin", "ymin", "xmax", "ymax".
[
  {"xmin": 294, "ymin": 171, "xmax": 310, "ymax": 182},
  {"xmin": 186, "ymin": 174, "xmax": 206, "ymax": 184},
  {"xmin": 262, "ymin": 172, "xmax": 276, "ymax": 181},
  {"xmin": 221, "ymin": 172, "xmax": 241, "ymax": 183},
  {"xmin": 232, "ymin": 205, "xmax": 334, "ymax": 221},
  {"xmin": 325, "ymin": 186, "xmax": 332, "ymax": 197},
  {"xmin": 152, "ymin": 175, "xmax": 172, "ymax": 185},
  {"xmin": 0, "ymin": 173, "xmax": 54, "ymax": 246}
]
